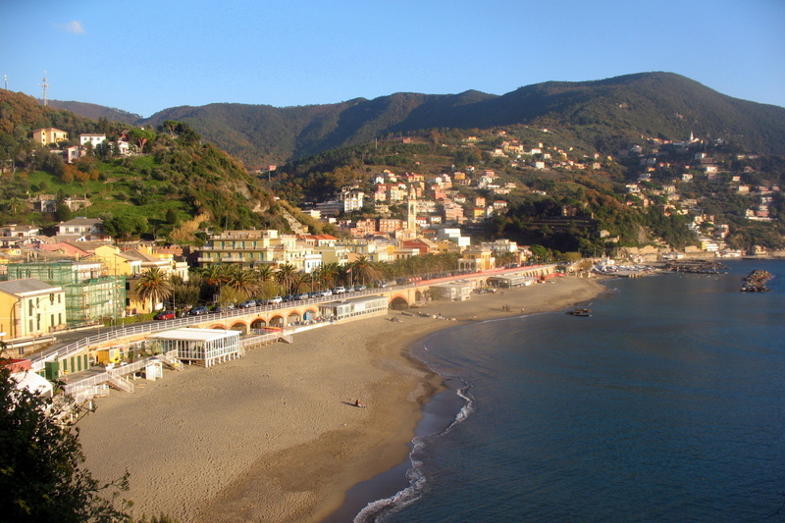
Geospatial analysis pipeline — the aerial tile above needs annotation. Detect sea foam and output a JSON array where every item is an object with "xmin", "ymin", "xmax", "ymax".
[{"xmin": 354, "ymin": 376, "xmax": 475, "ymax": 522}]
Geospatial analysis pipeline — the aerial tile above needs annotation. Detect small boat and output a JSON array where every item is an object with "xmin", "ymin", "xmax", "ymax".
[{"xmin": 568, "ymin": 307, "xmax": 592, "ymax": 317}]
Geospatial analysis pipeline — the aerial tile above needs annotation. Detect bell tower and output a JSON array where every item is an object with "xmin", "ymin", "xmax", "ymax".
[{"xmin": 406, "ymin": 186, "xmax": 417, "ymax": 234}]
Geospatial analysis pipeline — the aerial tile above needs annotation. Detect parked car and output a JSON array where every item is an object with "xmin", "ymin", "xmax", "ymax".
[
  {"xmin": 212, "ymin": 303, "xmax": 235, "ymax": 313},
  {"xmin": 296, "ymin": 293, "xmax": 310, "ymax": 300},
  {"xmin": 154, "ymin": 310, "xmax": 176, "ymax": 321},
  {"xmin": 354, "ymin": 285, "xmax": 366, "ymax": 291},
  {"xmin": 320, "ymin": 289, "xmax": 333, "ymax": 297},
  {"xmin": 239, "ymin": 300, "xmax": 257, "ymax": 308},
  {"xmin": 333, "ymin": 286, "xmax": 346, "ymax": 294},
  {"xmin": 266, "ymin": 296, "xmax": 283, "ymax": 305},
  {"xmin": 189, "ymin": 306, "xmax": 209, "ymax": 316}
]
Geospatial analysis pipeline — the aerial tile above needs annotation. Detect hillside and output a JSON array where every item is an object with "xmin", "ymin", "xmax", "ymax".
[
  {"xmin": 128, "ymin": 73, "xmax": 785, "ymax": 168},
  {"xmin": 47, "ymin": 100, "xmax": 142, "ymax": 125},
  {"xmin": 0, "ymin": 90, "xmax": 314, "ymax": 242}
]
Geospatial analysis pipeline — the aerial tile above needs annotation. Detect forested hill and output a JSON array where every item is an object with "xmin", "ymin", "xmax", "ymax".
[
  {"xmin": 47, "ymin": 100, "xmax": 141, "ymax": 125},
  {"xmin": 138, "ymin": 72, "xmax": 785, "ymax": 168},
  {"xmin": 0, "ymin": 89, "xmax": 317, "ymax": 241}
]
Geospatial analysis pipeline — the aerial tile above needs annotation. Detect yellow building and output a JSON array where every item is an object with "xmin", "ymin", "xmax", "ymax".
[
  {"xmin": 0, "ymin": 279, "xmax": 66, "ymax": 340},
  {"xmin": 32, "ymin": 128, "xmax": 69, "ymax": 146},
  {"xmin": 93, "ymin": 245, "xmax": 143, "ymax": 277},
  {"xmin": 458, "ymin": 248, "xmax": 496, "ymax": 272}
]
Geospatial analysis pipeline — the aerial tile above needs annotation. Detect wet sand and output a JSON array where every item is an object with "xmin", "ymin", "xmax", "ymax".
[{"xmin": 78, "ymin": 276, "xmax": 606, "ymax": 521}]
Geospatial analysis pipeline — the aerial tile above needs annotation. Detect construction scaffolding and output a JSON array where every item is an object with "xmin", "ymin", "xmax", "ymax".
[{"xmin": 7, "ymin": 261, "xmax": 126, "ymax": 326}]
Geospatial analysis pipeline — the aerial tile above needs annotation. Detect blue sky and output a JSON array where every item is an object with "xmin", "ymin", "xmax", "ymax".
[{"xmin": 2, "ymin": 0, "xmax": 783, "ymax": 117}]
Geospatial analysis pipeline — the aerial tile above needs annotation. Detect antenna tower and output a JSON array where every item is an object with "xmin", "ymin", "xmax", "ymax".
[
  {"xmin": 40, "ymin": 71, "xmax": 48, "ymax": 106},
  {"xmin": 2, "ymin": 74, "xmax": 7, "ymax": 90}
]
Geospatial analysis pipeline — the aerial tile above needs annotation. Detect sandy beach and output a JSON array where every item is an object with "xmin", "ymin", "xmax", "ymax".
[{"xmin": 77, "ymin": 276, "xmax": 606, "ymax": 522}]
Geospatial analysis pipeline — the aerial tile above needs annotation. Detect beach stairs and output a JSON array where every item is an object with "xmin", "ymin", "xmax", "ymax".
[
  {"xmin": 279, "ymin": 334, "xmax": 294, "ymax": 344},
  {"xmin": 106, "ymin": 372, "xmax": 135, "ymax": 393},
  {"xmin": 157, "ymin": 352, "xmax": 183, "ymax": 371}
]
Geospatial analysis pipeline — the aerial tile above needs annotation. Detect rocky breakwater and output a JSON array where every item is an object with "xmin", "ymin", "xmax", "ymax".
[{"xmin": 741, "ymin": 270, "xmax": 774, "ymax": 292}]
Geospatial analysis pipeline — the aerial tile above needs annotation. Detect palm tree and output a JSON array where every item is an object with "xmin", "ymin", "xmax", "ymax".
[
  {"xmin": 254, "ymin": 264, "xmax": 274, "ymax": 284},
  {"xmin": 225, "ymin": 267, "xmax": 259, "ymax": 299},
  {"xmin": 315, "ymin": 263, "xmax": 340, "ymax": 290},
  {"xmin": 350, "ymin": 255, "xmax": 381, "ymax": 286},
  {"xmin": 136, "ymin": 267, "xmax": 173, "ymax": 310},
  {"xmin": 275, "ymin": 264, "xmax": 298, "ymax": 295}
]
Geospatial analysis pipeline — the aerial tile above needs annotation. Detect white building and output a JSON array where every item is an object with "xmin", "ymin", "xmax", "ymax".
[
  {"xmin": 149, "ymin": 328, "xmax": 242, "ymax": 368},
  {"xmin": 79, "ymin": 134, "xmax": 107, "ymax": 147}
]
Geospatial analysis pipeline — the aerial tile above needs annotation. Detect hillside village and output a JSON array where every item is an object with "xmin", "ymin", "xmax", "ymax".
[{"xmin": 0, "ymin": 91, "xmax": 783, "ymax": 352}]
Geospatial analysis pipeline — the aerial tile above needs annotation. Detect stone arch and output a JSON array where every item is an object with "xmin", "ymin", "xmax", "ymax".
[
  {"xmin": 389, "ymin": 296, "xmax": 409, "ymax": 310},
  {"xmin": 287, "ymin": 311, "xmax": 302, "ymax": 326},
  {"xmin": 415, "ymin": 290, "xmax": 424, "ymax": 303},
  {"xmin": 250, "ymin": 318, "xmax": 267, "ymax": 331},
  {"xmin": 209, "ymin": 324, "xmax": 226, "ymax": 330},
  {"xmin": 269, "ymin": 315, "xmax": 285, "ymax": 327},
  {"xmin": 303, "ymin": 308, "xmax": 317, "ymax": 321},
  {"xmin": 230, "ymin": 321, "xmax": 248, "ymax": 335}
]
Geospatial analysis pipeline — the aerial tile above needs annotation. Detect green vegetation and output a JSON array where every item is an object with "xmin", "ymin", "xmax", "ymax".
[
  {"xmin": 0, "ymin": 90, "xmax": 308, "ymax": 241},
  {"xmin": 0, "ymin": 365, "xmax": 130, "ymax": 522},
  {"xmin": 129, "ymin": 72, "xmax": 785, "ymax": 168}
]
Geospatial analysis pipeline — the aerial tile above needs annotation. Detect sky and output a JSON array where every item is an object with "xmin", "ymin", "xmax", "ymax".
[{"xmin": 1, "ymin": 0, "xmax": 784, "ymax": 117}]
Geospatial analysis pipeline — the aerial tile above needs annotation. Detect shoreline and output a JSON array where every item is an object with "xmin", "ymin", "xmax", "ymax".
[{"xmin": 77, "ymin": 276, "xmax": 607, "ymax": 522}]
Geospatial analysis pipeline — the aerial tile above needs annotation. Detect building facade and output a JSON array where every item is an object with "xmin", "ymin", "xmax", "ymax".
[
  {"xmin": 32, "ymin": 128, "xmax": 68, "ymax": 146},
  {"xmin": 7, "ymin": 261, "xmax": 126, "ymax": 325},
  {"xmin": 0, "ymin": 279, "xmax": 66, "ymax": 340}
]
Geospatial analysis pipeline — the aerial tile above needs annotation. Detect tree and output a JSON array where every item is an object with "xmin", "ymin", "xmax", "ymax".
[
  {"xmin": 275, "ymin": 264, "xmax": 298, "ymax": 295},
  {"xmin": 0, "ymin": 367, "xmax": 130, "ymax": 522},
  {"xmin": 349, "ymin": 256, "xmax": 381, "ymax": 286},
  {"xmin": 136, "ymin": 267, "xmax": 173, "ymax": 309},
  {"xmin": 128, "ymin": 128, "xmax": 155, "ymax": 153},
  {"xmin": 55, "ymin": 200, "xmax": 72, "ymax": 222},
  {"xmin": 224, "ymin": 267, "xmax": 259, "ymax": 299}
]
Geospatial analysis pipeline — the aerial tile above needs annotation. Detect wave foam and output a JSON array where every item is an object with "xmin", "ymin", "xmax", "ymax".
[{"xmin": 354, "ymin": 381, "xmax": 475, "ymax": 522}]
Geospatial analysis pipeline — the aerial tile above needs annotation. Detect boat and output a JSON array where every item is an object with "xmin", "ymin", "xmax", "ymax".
[{"xmin": 568, "ymin": 307, "xmax": 592, "ymax": 317}]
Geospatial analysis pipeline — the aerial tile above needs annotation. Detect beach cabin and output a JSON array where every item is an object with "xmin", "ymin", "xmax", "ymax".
[
  {"xmin": 149, "ymin": 328, "xmax": 242, "ymax": 368},
  {"xmin": 430, "ymin": 282, "xmax": 473, "ymax": 301},
  {"xmin": 487, "ymin": 273, "xmax": 536, "ymax": 288},
  {"xmin": 318, "ymin": 295, "xmax": 388, "ymax": 321}
]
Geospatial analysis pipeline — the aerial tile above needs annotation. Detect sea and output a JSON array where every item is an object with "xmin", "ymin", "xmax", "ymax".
[{"xmin": 328, "ymin": 259, "xmax": 785, "ymax": 523}]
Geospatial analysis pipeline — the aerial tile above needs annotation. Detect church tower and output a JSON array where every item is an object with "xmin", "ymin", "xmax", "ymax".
[{"xmin": 406, "ymin": 186, "xmax": 417, "ymax": 234}]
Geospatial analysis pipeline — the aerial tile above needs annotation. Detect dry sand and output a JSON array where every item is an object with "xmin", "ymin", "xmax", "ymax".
[{"xmin": 78, "ymin": 276, "xmax": 606, "ymax": 522}]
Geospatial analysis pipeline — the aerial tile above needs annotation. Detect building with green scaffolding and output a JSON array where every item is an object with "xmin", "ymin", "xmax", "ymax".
[{"xmin": 7, "ymin": 260, "xmax": 126, "ymax": 326}]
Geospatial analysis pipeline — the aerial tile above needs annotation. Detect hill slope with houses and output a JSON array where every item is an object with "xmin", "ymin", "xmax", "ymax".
[{"xmin": 0, "ymin": 89, "xmax": 316, "ymax": 243}]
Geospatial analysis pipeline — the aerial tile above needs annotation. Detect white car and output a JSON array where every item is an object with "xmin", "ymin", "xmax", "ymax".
[
  {"xmin": 333, "ymin": 286, "xmax": 346, "ymax": 294},
  {"xmin": 266, "ymin": 296, "xmax": 283, "ymax": 304}
]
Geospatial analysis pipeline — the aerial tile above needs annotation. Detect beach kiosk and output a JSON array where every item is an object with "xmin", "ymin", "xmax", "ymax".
[
  {"xmin": 149, "ymin": 328, "xmax": 242, "ymax": 368},
  {"xmin": 487, "ymin": 273, "xmax": 536, "ymax": 288},
  {"xmin": 318, "ymin": 295, "xmax": 388, "ymax": 321},
  {"xmin": 430, "ymin": 281, "xmax": 473, "ymax": 301}
]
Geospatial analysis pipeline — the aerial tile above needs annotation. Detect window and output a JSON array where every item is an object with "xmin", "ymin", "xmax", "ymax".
[{"xmin": 50, "ymin": 293, "xmax": 54, "ymax": 304}]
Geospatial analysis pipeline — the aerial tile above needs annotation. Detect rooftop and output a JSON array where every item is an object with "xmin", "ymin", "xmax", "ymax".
[
  {"xmin": 0, "ymin": 279, "xmax": 62, "ymax": 296},
  {"xmin": 149, "ymin": 328, "xmax": 242, "ymax": 342}
]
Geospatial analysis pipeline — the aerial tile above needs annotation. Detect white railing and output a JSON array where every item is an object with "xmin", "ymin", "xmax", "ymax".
[
  {"xmin": 31, "ymin": 285, "xmax": 414, "ymax": 371},
  {"xmin": 62, "ymin": 350, "xmax": 177, "ymax": 397},
  {"xmin": 31, "ymin": 265, "xmax": 553, "ymax": 372}
]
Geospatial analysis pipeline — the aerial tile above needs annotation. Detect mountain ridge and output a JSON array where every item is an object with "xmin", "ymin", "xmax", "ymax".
[{"xmin": 50, "ymin": 72, "xmax": 785, "ymax": 167}]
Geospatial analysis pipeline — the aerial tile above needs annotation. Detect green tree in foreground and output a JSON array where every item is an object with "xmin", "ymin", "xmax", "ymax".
[{"xmin": 0, "ymin": 366, "xmax": 130, "ymax": 522}]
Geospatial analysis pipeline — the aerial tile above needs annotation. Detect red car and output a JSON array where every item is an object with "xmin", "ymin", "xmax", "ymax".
[{"xmin": 154, "ymin": 311, "xmax": 176, "ymax": 320}]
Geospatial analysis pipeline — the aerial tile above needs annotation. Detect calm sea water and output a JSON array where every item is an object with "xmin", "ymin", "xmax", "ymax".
[{"xmin": 348, "ymin": 260, "xmax": 785, "ymax": 522}]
